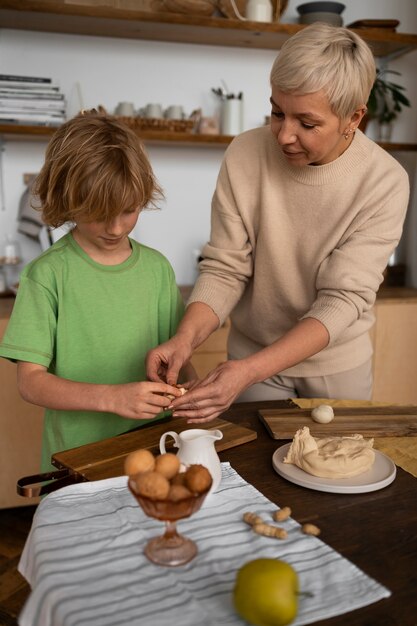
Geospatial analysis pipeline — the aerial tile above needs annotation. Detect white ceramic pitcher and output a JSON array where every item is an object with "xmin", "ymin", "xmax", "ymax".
[{"xmin": 159, "ymin": 428, "xmax": 223, "ymax": 493}]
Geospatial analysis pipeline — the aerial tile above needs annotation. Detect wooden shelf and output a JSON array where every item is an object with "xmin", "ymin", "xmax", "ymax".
[
  {"xmin": 1, "ymin": 124, "xmax": 417, "ymax": 151},
  {"xmin": 1, "ymin": 1, "xmax": 417, "ymax": 58},
  {"xmin": 0, "ymin": 124, "xmax": 234, "ymax": 147}
]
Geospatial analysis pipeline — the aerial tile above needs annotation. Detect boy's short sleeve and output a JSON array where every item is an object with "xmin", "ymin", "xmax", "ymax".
[
  {"xmin": 158, "ymin": 264, "xmax": 184, "ymax": 341},
  {"xmin": 0, "ymin": 275, "xmax": 57, "ymax": 367}
]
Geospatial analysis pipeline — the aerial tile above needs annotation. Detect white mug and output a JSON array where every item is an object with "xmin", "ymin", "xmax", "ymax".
[
  {"xmin": 114, "ymin": 101, "xmax": 134, "ymax": 117},
  {"xmin": 142, "ymin": 103, "xmax": 163, "ymax": 119},
  {"xmin": 164, "ymin": 105, "xmax": 184, "ymax": 120}
]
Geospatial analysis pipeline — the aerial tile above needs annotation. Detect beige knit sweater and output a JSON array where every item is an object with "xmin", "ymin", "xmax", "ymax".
[{"xmin": 189, "ymin": 126, "xmax": 409, "ymax": 377}]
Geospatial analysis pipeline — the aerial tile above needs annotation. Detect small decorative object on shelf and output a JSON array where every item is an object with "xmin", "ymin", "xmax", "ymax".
[
  {"xmin": 296, "ymin": 1, "xmax": 345, "ymax": 26},
  {"xmin": 1, "ymin": 234, "xmax": 21, "ymax": 266},
  {"xmin": 121, "ymin": 116, "xmax": 196, "ymax": 133},
  {"xmin": 366, "ymin": 69, "xmax": 411, "ymax": 142},
  {"xmin": 94, "ymin": 104, "xmax": 196, "ymax": 133},
  {"xmin": 218, "ymin": 0, "xmax": 288, "ymax": 20},
  {"xmin": 212, "ymin": 83, "xmax": 244, "ymax": 135}
]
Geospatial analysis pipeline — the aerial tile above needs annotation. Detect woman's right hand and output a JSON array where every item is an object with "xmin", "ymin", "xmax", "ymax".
[{"xmin": 146, "ymin": 335, "xmax": 193, "ymax": 385}]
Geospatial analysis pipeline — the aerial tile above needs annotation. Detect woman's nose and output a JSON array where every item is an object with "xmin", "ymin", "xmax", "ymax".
[{"xmin": 276, "ymin": 120, "xmax": 297, "ymax": 145}]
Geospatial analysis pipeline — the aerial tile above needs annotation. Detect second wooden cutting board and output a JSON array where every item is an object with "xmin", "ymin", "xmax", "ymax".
[{"xmin": 259, "ymin": 405, "xmax": 417, "ymax": 439}]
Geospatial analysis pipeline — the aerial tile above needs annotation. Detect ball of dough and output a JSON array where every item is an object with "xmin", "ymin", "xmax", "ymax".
[
  {"xmin": 171, "ymin": 471, "xmax": 187, "ymax": 487},
  {"xmin": 155, "ymin": 453, "xmax": 180, "ymax": 479},
  {"xmin": 165, "ymin": 386, "xmax": 187, "ymax": 401},
  {"xmin": 132, "ymin": 471, "xmax": 170, "ymax": 500},
  {"xmin": 124, "ymin": 449, "xmax": 155, "ymax": 476},
  {"xmin": 184, "ymin": 464, "xmax": 212, "ymax": 494},
  {"xmin": 167, "ymin": 484, "xmax": 193, "ymax": 502},
  {"xmin": 311, "ymin": 404, "xmax": 335, "ymax": 424}
]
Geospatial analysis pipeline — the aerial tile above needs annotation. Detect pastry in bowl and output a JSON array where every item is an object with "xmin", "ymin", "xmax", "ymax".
[{"xmin": 126, "ymin": 449, "xmax": 212, "ymax": 565}]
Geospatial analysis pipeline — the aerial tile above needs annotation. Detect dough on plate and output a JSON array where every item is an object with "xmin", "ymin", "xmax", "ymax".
[{"xmin": 283, "ymin": 426, "xmax": 375, "ymax": 479}]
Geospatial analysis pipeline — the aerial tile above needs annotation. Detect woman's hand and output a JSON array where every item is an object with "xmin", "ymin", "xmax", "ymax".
[
  {"xmin": 169, "ymin": 360, "xmax": 253, "ymax": 423},
  {"xmin": 147, "ymin": 302, "xmax": 220, "ymax": 385},
  {"xmin": 146, "ymin": 335, "xmax": 194, "ymax": 385}
]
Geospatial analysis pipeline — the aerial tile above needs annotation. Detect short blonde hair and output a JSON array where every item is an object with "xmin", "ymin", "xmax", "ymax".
[
  {"xmin": 270, "ymin": 23, "xmax": 376, "ymax": 119},
  {"xmin": 35, "ymin": 111, "xmax": 163, "ymax": 228}
]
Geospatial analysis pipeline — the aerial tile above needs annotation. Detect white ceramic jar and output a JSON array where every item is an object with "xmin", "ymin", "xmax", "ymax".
[{"xmin": 246, "ymin": 0, "xmax": 273, "ymax": 22}]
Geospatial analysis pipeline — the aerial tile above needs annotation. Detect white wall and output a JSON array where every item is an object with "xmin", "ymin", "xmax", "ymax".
[{"xmin": 0, "ymin": 0, "xmax": 416, "ymax": 285}]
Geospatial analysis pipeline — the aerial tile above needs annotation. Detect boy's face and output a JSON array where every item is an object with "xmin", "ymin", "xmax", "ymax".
[{"xmin": 74, "ymin": 207, "xmax": 141, "ymax": 259}]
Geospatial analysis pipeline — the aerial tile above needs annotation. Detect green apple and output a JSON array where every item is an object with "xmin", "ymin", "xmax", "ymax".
[{"xmin": 233, "ymin": 558, "xmax": 299, "ymax": 626}]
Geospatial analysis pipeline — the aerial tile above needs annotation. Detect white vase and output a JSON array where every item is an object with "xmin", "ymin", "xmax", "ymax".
[
  {"xmin": 378, "ymin": 121, "xmax": 393, "ymax": 142},
  {"xmin": 246, "ymin": 0, "xmax": 273, "ymax": 22}
]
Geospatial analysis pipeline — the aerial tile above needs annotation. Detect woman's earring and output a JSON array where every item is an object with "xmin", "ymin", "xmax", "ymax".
[{"xmin": 343, "ymin": 127, "xmax": 354, "ymax": 140}]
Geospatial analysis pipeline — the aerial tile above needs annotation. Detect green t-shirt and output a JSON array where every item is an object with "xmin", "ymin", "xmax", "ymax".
[{"xmin": 0, "ymin": 233, "xmax": 184, "ymax": 471}]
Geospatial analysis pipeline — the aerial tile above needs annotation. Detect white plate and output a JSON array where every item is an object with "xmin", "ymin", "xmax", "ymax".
[{"xmin": 272, "ymin": 443, "xmax": 396, "ymax": 494}]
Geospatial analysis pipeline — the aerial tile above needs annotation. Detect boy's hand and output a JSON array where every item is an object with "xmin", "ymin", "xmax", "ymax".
[{"xmin": 107, "ymin": 381, "xmax": 184, "ymax": 420}]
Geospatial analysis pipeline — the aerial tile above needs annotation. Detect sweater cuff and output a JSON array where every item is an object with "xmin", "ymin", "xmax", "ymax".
[
  {"xmin": 301, "ymin": 296, "xmax": 358, "ymax": 343},
  {"xmin": 187, "ymin": 276, "xmax": 241, "ymax": 327}
]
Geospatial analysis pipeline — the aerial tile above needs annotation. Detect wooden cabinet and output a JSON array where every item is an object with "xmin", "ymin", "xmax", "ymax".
[
  {"xmin": 191, "ymin": 319, "xmax": 230, "ymax": 378},
  {"xmin": 0, "ymin": 299, "xmax": 42, "ymax": 508},
  {"xmin": 371, "ymin": 289, "xmax": 417, "ymax": 404}
]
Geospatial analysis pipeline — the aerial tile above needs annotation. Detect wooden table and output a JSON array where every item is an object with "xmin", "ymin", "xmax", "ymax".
[
  {"xmin": 219, "ymin": 401, "xmax": 417, "ymax": 626},
  {"xmin": 21, "ymin": 399, "xmax": 417, "ymax": 625}
]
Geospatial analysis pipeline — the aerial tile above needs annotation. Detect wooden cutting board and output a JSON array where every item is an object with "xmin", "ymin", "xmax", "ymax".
[
  {"xmin": 52, "ymin": 416, "xmax": 257, "ymax": 482},
  {"xmin": 259, "ymin": 405, "xmax": 417, "ymax": 439}
]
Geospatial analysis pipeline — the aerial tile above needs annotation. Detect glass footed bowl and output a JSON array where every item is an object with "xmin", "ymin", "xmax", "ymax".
[{"xmin": 128, "ymin": 477, "xmax": 211, "ymax": 567}]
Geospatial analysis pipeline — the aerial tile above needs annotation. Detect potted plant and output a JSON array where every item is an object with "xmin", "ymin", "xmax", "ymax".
[{"xmin": 366, "ymin": 68, "xmax": 411, "ymax": 140}]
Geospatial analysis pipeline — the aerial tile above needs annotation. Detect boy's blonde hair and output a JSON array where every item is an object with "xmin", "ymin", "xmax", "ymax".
[
  {"xmin": 270, "ymin": 23, "xmax": 376, "ymax": 119},
  {"xmin": 35, "ymin": 111, "xmax": 163, "ymax": 228}
]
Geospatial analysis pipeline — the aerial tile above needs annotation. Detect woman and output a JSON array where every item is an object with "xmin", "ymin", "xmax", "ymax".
[{"xmin": 147, "ymin": 23, "xmax": 409, "ymax": 422}]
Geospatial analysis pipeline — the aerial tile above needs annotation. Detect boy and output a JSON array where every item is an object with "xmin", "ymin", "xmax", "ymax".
[{"xmin": 0, "ymin": 111, "xmax": 187, "ymax": 471}]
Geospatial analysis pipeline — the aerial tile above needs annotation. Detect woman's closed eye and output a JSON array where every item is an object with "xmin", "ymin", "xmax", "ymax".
[{"xmin": 272, "ymin": 110, "xmax": 316, "ymax": 130}]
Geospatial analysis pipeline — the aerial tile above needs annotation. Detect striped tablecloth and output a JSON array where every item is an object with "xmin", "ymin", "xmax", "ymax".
[{"xmin": 18, "ymin": 463, "xmax": 390, "ymax": 626}]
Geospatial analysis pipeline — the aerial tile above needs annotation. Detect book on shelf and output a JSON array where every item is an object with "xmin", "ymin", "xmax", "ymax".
[
  {"xmin": 0, "ymin": 88, "xmax": 64, "ymax": 100},
  {"xmin": 0, "ymin": 80, "xmax": 60, "ymax": 91},
  {"xmin": 0, "ymin": 111, "xmax": 65, "ymax": 125},
  {"xmin": 0, "ymin": 73, "xmax": 53, "ymax": 84},
  {"xmin": 0, "ymin": 98, "xmax": 66, "ymax": 111},
  {"xmin": 0, "ymin": 74, "xmax": 60, "ymax": 92}
]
